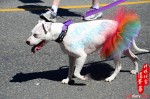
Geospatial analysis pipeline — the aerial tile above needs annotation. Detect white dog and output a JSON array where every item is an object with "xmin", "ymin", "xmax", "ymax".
[{"xmin": 26, "ymin": 10, "xmax": 149, "ymax": 84}]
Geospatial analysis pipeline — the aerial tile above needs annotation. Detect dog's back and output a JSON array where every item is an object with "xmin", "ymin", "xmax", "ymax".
[
  {"xmin": 63, "ymin": 20, "xmax": 118, "ymax": 53},
  {"xmin": 67, "ymin": 20, "xmax": 117, "ymax": 39}
]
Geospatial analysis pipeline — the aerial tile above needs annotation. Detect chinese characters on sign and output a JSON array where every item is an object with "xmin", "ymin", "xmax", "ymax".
[{"xmin": 136, "ymin": 64, "xmax": 150, "ymax": 94}]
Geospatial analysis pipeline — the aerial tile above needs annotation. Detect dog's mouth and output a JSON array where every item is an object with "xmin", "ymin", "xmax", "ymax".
[{"xmin": 31, "ymin": 40, "xmax": 46, "ymax": 53}]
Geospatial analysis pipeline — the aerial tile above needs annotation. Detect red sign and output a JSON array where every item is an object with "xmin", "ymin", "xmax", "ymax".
[{"xmin": 136, "ymin": 64, "xmax": 150, "ymax": 94}]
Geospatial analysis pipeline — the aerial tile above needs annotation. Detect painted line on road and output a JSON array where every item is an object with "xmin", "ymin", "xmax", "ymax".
[{"xmin": 0, "ymin": 1, "xmax": 150, "ymax": 12}]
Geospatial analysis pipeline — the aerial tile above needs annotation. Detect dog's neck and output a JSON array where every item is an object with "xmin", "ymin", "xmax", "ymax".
[{"xmin": 50, "ymin": 23, "xmax": 64, "ymax": 41}]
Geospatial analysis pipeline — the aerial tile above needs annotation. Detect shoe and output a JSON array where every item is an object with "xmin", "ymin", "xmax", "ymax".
[
  {"xmin": 40, "ymin": 8, "xmax": 57, "ymax": 22},
  {"xmin": 83, "ymin": 7, "xmax": 103, "ymax": 21}
]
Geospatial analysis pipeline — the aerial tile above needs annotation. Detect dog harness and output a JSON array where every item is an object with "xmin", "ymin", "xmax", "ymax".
[{"xmin": 55, "ymin": 19, "xmax": 73, "ymax": 43}]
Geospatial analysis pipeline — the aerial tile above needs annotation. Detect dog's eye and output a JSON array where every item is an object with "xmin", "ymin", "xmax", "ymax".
[{"xmin": 33, "ymin": 34, "xmax": 38, "ymax": 38}]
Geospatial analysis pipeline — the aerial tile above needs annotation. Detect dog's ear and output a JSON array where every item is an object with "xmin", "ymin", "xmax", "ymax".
[{"xmin": 43, "ymin": 22, "xmax": 52, "ymax": 32}]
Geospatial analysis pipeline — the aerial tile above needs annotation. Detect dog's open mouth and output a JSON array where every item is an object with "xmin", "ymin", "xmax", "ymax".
[{"xmin": 31, "ymin": 40, "xmax": 46, "ymax": 53}]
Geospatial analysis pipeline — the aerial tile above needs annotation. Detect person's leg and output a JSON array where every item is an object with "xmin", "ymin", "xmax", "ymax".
[
  {"xmin": 83, "ymin": 0, "xmax": 103, "ymax": 21},
  {"xmin": 51, "ymin": 0, "xmax": 61, "ymax": 13},
  {"xmin": 40, "ymin": 0, "xmax": 61, "ymax": 22},
  {"xmin": 92, "ymin": 0, "xmax": 99, "ymax": 9}
]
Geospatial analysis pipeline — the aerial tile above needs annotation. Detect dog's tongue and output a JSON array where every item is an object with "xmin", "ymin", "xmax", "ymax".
[{"xmin": 31, "ymin": 40, "xmax": 46, "ymax": 53}]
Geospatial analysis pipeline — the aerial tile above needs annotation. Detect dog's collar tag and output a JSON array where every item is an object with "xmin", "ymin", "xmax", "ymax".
[{"xmin": 55, "ymin": 19, "xmax": 73, "ymax": 43}]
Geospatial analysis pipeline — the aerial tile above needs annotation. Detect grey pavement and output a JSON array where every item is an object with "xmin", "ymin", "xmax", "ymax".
[{"xmin": 0, "ymin": 0, "xmax": 150, "ymax": 99}]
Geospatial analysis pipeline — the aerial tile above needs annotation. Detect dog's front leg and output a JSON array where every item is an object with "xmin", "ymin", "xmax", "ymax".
[
  {"xmin": 74, "ymin": 52, "xmax": 87, "ymax": 80},
  {"xmin": 62, "ymin": 55, "xmax": 76, "ymax": 84}
]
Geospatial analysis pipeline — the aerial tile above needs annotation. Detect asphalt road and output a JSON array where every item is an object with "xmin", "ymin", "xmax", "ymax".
[{"xmin": 0, "ymin": 0, "xmax": 150, "ymax": 99}]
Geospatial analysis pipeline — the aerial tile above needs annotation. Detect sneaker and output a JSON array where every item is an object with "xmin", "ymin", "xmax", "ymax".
[
  {"xmin": 40, "ymin": 8, "xmax": 57, "ymax": 22},
  {"xmin": 83, "ymin": 7, "xmax": 103, "ymax": 21}
]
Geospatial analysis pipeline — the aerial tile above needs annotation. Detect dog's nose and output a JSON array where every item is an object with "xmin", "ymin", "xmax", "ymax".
[{"xmin": 26, "ymin": 41, "xmax": 30, "ymax": 45}]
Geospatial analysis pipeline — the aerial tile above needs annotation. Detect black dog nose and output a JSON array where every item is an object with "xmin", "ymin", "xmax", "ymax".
[{"xmin": 26, "ymin": 41, "xmax": 30, "ymax": 45}]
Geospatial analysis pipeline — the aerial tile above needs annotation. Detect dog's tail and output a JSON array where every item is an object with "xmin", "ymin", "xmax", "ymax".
[
  {"xmin": 132, "ymin": 39, "xmax": 149, "ymax": 52},
  {"xmin": 100, "ymin": 7, "xmax": 141, "ymax": 59}
]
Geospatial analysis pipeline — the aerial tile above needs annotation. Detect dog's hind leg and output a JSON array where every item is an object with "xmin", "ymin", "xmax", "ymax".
[
  {"xmin": 123, "ymin": 49, "xmax": 139, "ymax": 74},
  {"xmin": 105, "ymin": 56, "xmax": 122, "ymax": 82},
  {"xmin": 62, "ymin": 55, "xmax": 76, "ymax": 84}
]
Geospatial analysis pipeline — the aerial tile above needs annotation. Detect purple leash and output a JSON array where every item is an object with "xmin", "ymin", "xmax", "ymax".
[
  {"xmin": 55, "ymin": 19, "xmax": 73, "ymax": 43},
  {"xmin": 83, "ymin": 0, "xmax": 126, "ymax": 18},
  {"xmin": 62, "ymin": 19, "xmax": 73, "ymax": 31}
]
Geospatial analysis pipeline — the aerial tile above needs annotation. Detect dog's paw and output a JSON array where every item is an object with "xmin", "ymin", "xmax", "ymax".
[
  {"xmin": 80, "ymin": 76, "xmax": 88, "ymax": 80},
  {"xmin": 74, "ymin": 74, "xmax": 88, "ymax": 80},
  {"xmin": 62, "ymin": 78, "xmax": 69, "ymax": 84},
  {"xmin": 130, "ymin": 70, "xmax": 138, "ymax": 75},
  {"xmin": 105, "ymin": 77, "xmax": 115, "ymax": 82}
]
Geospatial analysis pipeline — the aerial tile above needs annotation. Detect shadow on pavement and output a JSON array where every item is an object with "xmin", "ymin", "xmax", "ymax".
[
  {"xmin": 10, "ymin": 61, "xmax": 131, "ymax": 85},
  {"xmin": 18, "ymin": 5, "xmax": 81, "ymax": 17},
  {"xmin": 10, "ymin": 62, "xmax": 113, "ymax": 83},
  {"xmin": 18, "ymin": 0, "xmax": 44, "ymax": 3},
  {"xmin": 10, "ymin": 66, "xmax": 69, "ymax": 82},
  {"xmin": 82, "ymin": 63, "xmax": 114, "ymax": 81}
]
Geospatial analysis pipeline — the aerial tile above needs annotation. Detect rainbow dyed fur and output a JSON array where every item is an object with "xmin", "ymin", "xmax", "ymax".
[{"xmin": 101, "ymin": 8, "xmax": 141, "ymax": 59}]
